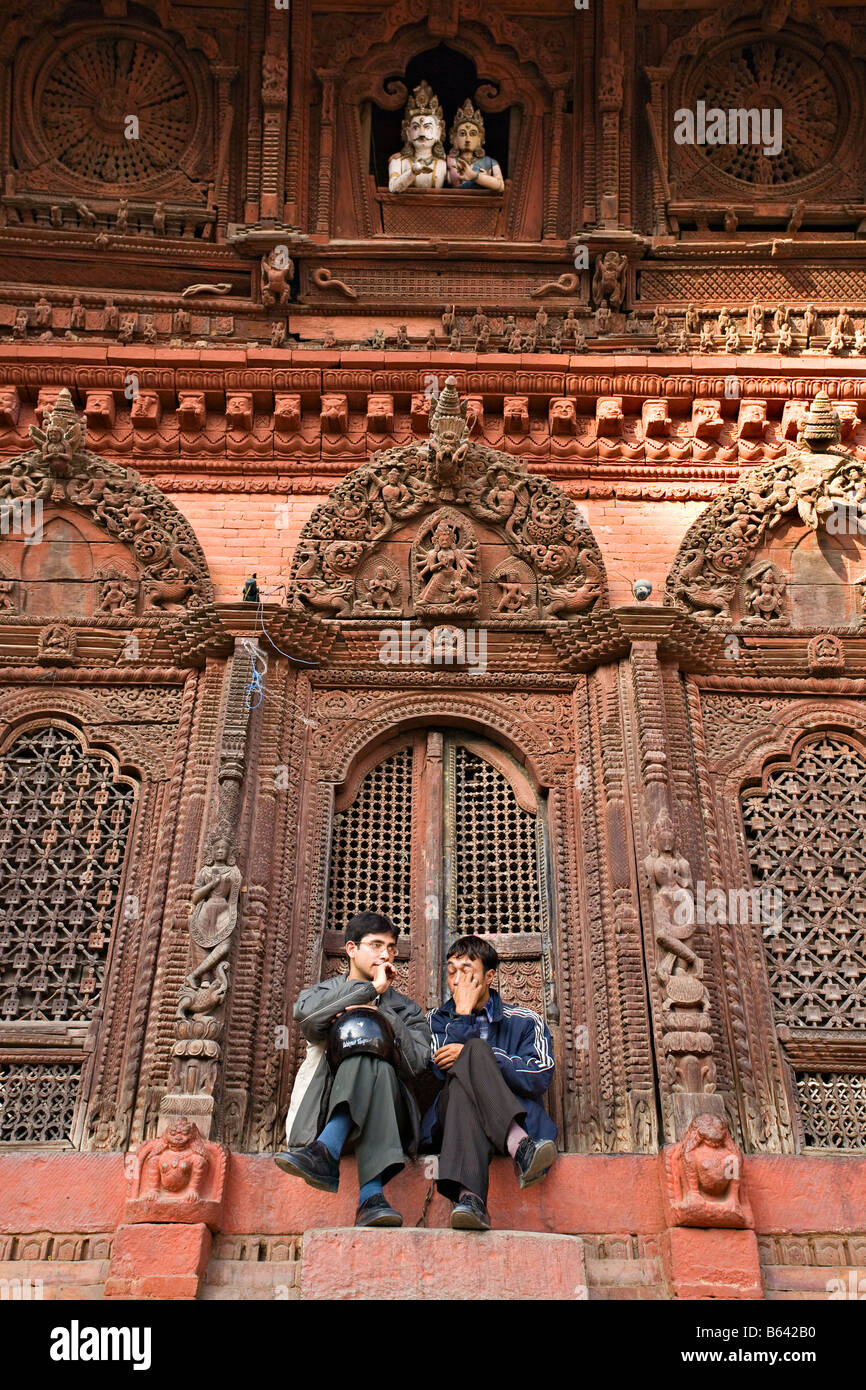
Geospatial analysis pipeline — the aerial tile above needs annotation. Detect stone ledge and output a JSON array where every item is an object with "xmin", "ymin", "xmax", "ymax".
[{"xmin": 299, "ymin": 1228, "xmax": 586, "ymax": 1301}]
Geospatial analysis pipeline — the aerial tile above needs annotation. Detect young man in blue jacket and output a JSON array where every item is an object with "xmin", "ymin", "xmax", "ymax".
[{"xmin": 421, "ymin": 934, "xmax": 557, "ymax": 1231}]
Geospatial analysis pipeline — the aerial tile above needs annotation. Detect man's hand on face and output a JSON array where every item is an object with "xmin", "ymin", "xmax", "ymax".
[
  {"xmin": 451, "ymin": 962, "xmax": 486, "ymax": 1016},
  {"xmin": 372, "ymin": 961, "xmax": 396, "ymax": 996},
  {"xmin": 434, "ymin": 1043, "xmax": 464, "ymax": 1071}
]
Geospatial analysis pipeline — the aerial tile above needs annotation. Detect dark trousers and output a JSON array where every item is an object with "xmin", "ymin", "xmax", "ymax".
[
  {"xmin": 325, "ymin": 1055, "xmax": 411, "ymax": 1189},
  {"xmin": 432, "ymin": 1037, "xmax": 526, "ymax": 1203}
]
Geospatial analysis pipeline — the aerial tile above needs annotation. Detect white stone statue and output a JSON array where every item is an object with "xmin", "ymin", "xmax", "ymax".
[{"xmin": 388, "ymin": 81, "xmax": 447, "ymax": 192}]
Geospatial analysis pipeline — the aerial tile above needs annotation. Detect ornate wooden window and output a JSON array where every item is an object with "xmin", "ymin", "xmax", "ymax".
[
  {"xmin": 741, "ymin": 734, "xmax": 866, "ymax": 1150},
  {"xmin": 321, "ymin": 728, "xmax": 556, "ymax": 1021},
  {"xmin": 0, "ymin": 724, "xmax": 138, "ymax": 1145}
]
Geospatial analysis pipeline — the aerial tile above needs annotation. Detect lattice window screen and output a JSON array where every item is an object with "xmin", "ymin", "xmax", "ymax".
[
  {"xmin": 0, "ymin": 1062, "xmax": 81, "ymax": 1143},
  {"xmin": 326, "ymin": 747, "xmax": 413, "ymax": 935},
  {"xmin": 741, "ymin": 736, "xmax": 866, "ymax": 1030},
  {"xmin": 795, "ymin": 1073, "xmax": 866, "ymax": 1151},
  {"xmin": 453, "ymin": 745, "xmax": 541, "ymax": 935},
  {"xmin": 741, "ymin": 734, "xmax": 866, "ymax": 1149},
  {"xmin": 0, "ymin": 726, "xmax": 136, "ymax": 1023}
]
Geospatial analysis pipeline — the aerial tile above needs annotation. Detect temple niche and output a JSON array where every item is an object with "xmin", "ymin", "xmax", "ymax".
[{"xmin": 325, "ymin": 27, "xmax": 562, "ymax": 239}]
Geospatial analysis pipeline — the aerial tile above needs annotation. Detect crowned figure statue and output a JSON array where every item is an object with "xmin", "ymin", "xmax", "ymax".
[
  {"xmin": 446, "ymin": 100, "xmax": 504, "ymax": 192},
  {"xmin": 388, "ymin": 81, "xmax": 447, "ymax": 192}
]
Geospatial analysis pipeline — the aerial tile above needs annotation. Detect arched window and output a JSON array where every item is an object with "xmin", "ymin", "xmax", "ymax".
[
  {"xmin": 0, "ymin": 725, "xmax": 138, "ymax": 1144},
  {"xmin": 741, "ymin": 734, "xmax": 866, "ymax": 1149},
  {"xmin": 321, "ymin": 728, "xmax": 554, "ymax": 1021}
]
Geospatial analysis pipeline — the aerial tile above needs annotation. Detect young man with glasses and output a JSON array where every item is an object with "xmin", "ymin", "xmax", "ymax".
[{"xmin": 276, "ymin": 912, "xmax": 432, "ymax": 1227}]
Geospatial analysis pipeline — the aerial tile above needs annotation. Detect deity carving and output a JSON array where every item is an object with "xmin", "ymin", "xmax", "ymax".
[
  {"xmin": 355, "ymin": 559, "xmax": 401, "ymax": 614},
  {"xmin": 177, "ymin": 829, "xmax": 242, "ymax": 1024},
  {"xmin": 261, "ymin": 249, "xmax": 294, "ymax": 307},
  {"xmin": 123, "ymin": 1117, "xmax": 227, "ymax": 1225},
  {"xmin": 645, "ymin": 811, "xmax": 714, "ymax": 1095},
  {"xmin": 446, "ymin": 100, "xmax": 503, "ymax": 192},
  {"xmin": 424, "ymin": 376, "xmax": 472, "ymax": 494},
  {"xmin": 741, "ymin": 560, "xmax": 788, "ymax": 626},
  {"xmin": 664, "ymin": 1114, "xmax": 752, "ymax": 1229},
  {"xmin": 591, "ymin": 251, "xmax": 627, "ymax": 311},
  {"xmin": 389, "ymin": 82, "xmax": 447, "ymax": 192},
  {"xmin": 412, "ymin": 509, "xmax": 480, "ymax": 615},
  {"xmin": 37, "ymin": 623, "xmax": 77, "ymax": 664},
  {"xmin": 490, "ymin": 558, "xmax": 535, "ymax": 615},
  {"xmin": 95, "ymin": 568, "xmax": 138, "ymax": 616}
]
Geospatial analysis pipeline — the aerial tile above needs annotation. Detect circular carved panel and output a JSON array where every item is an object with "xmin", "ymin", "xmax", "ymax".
[
  {"xmin": 13, "ymin": 23, "xmax": 210, "ymax": 199},
  {"xmin": 684, "ymin": 36, "xmax": 845, "ymax": 189},
  {"xmin": 39, "ymin": 36, "xmax": 195, "ymax": 184}
]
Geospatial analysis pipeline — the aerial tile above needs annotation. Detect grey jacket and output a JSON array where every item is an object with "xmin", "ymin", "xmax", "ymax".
[{"xmin": 285, "ymin": 975, "xmax": 432, "ymax": 1150}]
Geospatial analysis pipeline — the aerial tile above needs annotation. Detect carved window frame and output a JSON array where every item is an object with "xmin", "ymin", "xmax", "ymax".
[{"xmin": 697, "ymin": 692, "xmax": 866, "ymax": 1152}]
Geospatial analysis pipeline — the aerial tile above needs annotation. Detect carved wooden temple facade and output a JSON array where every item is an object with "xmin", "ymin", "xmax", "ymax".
[{"xmin": 0, "ymin": 0, "xmax": 865, "ymax": 1301}]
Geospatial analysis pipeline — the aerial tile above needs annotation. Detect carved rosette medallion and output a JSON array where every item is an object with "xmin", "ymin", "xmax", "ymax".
[{"xmin": 14, "ymin": 25, "xmax": 208, "ymax": 199}]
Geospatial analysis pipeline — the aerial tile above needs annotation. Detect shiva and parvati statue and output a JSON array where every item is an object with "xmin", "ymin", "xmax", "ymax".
[{"xmin": 388, "ymin": 82, "xmax": 504, "ymax": 193}]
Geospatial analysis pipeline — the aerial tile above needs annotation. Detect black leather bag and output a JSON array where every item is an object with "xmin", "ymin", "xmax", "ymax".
[{"xmin": 326, "ymin": 1005, "xmax": 398, "ymax": 1073}]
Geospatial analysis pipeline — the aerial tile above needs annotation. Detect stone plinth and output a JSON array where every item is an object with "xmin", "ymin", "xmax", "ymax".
[{"xmin": 299, "ymin": 1228, "xmax": 586, "ymax": 1301}]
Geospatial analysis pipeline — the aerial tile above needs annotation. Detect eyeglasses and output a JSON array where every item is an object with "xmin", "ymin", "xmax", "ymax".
[{"xmin": 360, "ymin": 939, "xmax": 399, "ymax": 956}]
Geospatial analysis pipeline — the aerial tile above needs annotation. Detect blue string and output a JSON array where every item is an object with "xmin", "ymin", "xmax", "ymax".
[{"xmin": 255, "ymin": 586, "xmax": 319, "ymax": 667}]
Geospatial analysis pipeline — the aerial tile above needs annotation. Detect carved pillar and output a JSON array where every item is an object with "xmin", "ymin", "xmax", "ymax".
[
  {"xmin": 284, "ymin": 0, "xmax": 311, "ymax": 225},
  {"xmin": 315, "ymin": 70, "xmax": 337, "ymax": 235},
  {"xmin": 598, "ymin": 41, "xmax": 624, "ymax": 225},
  {"xmin": 212, "ymin": 65, "xmax": 238, "ymax": 238},
  {"xmin": 625, "ymin": 643, "xmax": 723, "ymax": 1141},
  {"xmin": 595, "ymin": 665, "xmax": 657, "ymax": 1150},
  {"xmin": 244, "ymin": 4, "xmax": 266, "ymax": 222},
  {"xmin": 544, "ymin": 88, "xmax": 566, "ymax": 239},
  {"xmin": 159, "ymin": 640, "xmax": 259, "ymax": 1139},
  {"xmin": 644, "ymin": 71, "xmax": 669, "ymax": 237},
  {"xmin": 261, "ymin": 21, "xmax": 289, "ymax": 221}
]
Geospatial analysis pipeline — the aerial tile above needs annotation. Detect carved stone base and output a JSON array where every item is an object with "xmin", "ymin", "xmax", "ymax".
[
  {"xmin": 672, "ymin": 1091, "xmax": 726, "ymax": 1138},
  {"xmin": 104, "ymin": 1222, "xmax": 212, "ymax": 1300},
  {"xmin": 158, "ymin": 1094, "xmax": 215, "ymax": 1138},
  {"xmin": 663, "ymin": 1227, "xmax": 762, "ymax": 1300}
]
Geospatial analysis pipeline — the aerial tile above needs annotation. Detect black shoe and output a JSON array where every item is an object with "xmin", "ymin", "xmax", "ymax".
[
  {"xmin": 274, "ymin": 1141, "xmax": 339, "ymax": 1193},
  {"xmin": 513, "ymin": 1136, "xmax": 557, "ymax": 1189},
  {"xmin": 450, "ymin": 1193, "xmax": 491, "ymax": 1231},
  {"xmin": 354, "ymin": 1193, "xmax": 403, "ymax": 1228}
]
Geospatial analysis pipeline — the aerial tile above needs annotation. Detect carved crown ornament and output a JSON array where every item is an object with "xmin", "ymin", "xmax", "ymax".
[
  {"xmin": 666, "ymin": 390, "xmax": 866, "ymax": 627},
  {"xmin": 286, "ymin": 375, "xmax": 608, "ymax": 625}
]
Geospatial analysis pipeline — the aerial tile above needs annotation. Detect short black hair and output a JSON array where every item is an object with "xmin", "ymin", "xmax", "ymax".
[
  {"xmin": 446, "ymin": 934, "xmax": 498, "ymax": 973},
  {"xmin": 345, "ymin": 912, "xmax": 398, "ymax": 947}
]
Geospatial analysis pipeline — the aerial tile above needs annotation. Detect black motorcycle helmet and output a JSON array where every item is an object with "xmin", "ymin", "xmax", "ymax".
[{"xmin": 326, "ymin": 1005, "xmax": 398, "ymax": 1073}]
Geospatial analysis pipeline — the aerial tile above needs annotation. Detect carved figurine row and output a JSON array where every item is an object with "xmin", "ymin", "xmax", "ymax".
[
  {"xmin": 7, "ymin": 296, "xmax": 235, "ymax": 346},
  {"xmin": 3, "ymin": 197, "xmax": 214, "ymax": 241}
]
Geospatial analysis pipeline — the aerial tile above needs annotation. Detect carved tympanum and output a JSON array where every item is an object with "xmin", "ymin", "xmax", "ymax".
[
  {"xmin": 287, "ymin": 376, "xmax": 606, "ymax": 621},
  {"xmin": 667, "ymin": 392, "xmax": 866, "ymax": 623},
  {"xmin": 0, "ymin": 390, "xmax": 212, "ymax": 615}
]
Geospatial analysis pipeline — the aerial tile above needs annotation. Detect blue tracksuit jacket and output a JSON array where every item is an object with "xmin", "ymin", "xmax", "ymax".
[{"xmin": 420, "ymin": 988, "xmax": 557, "ymax": 1149}]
